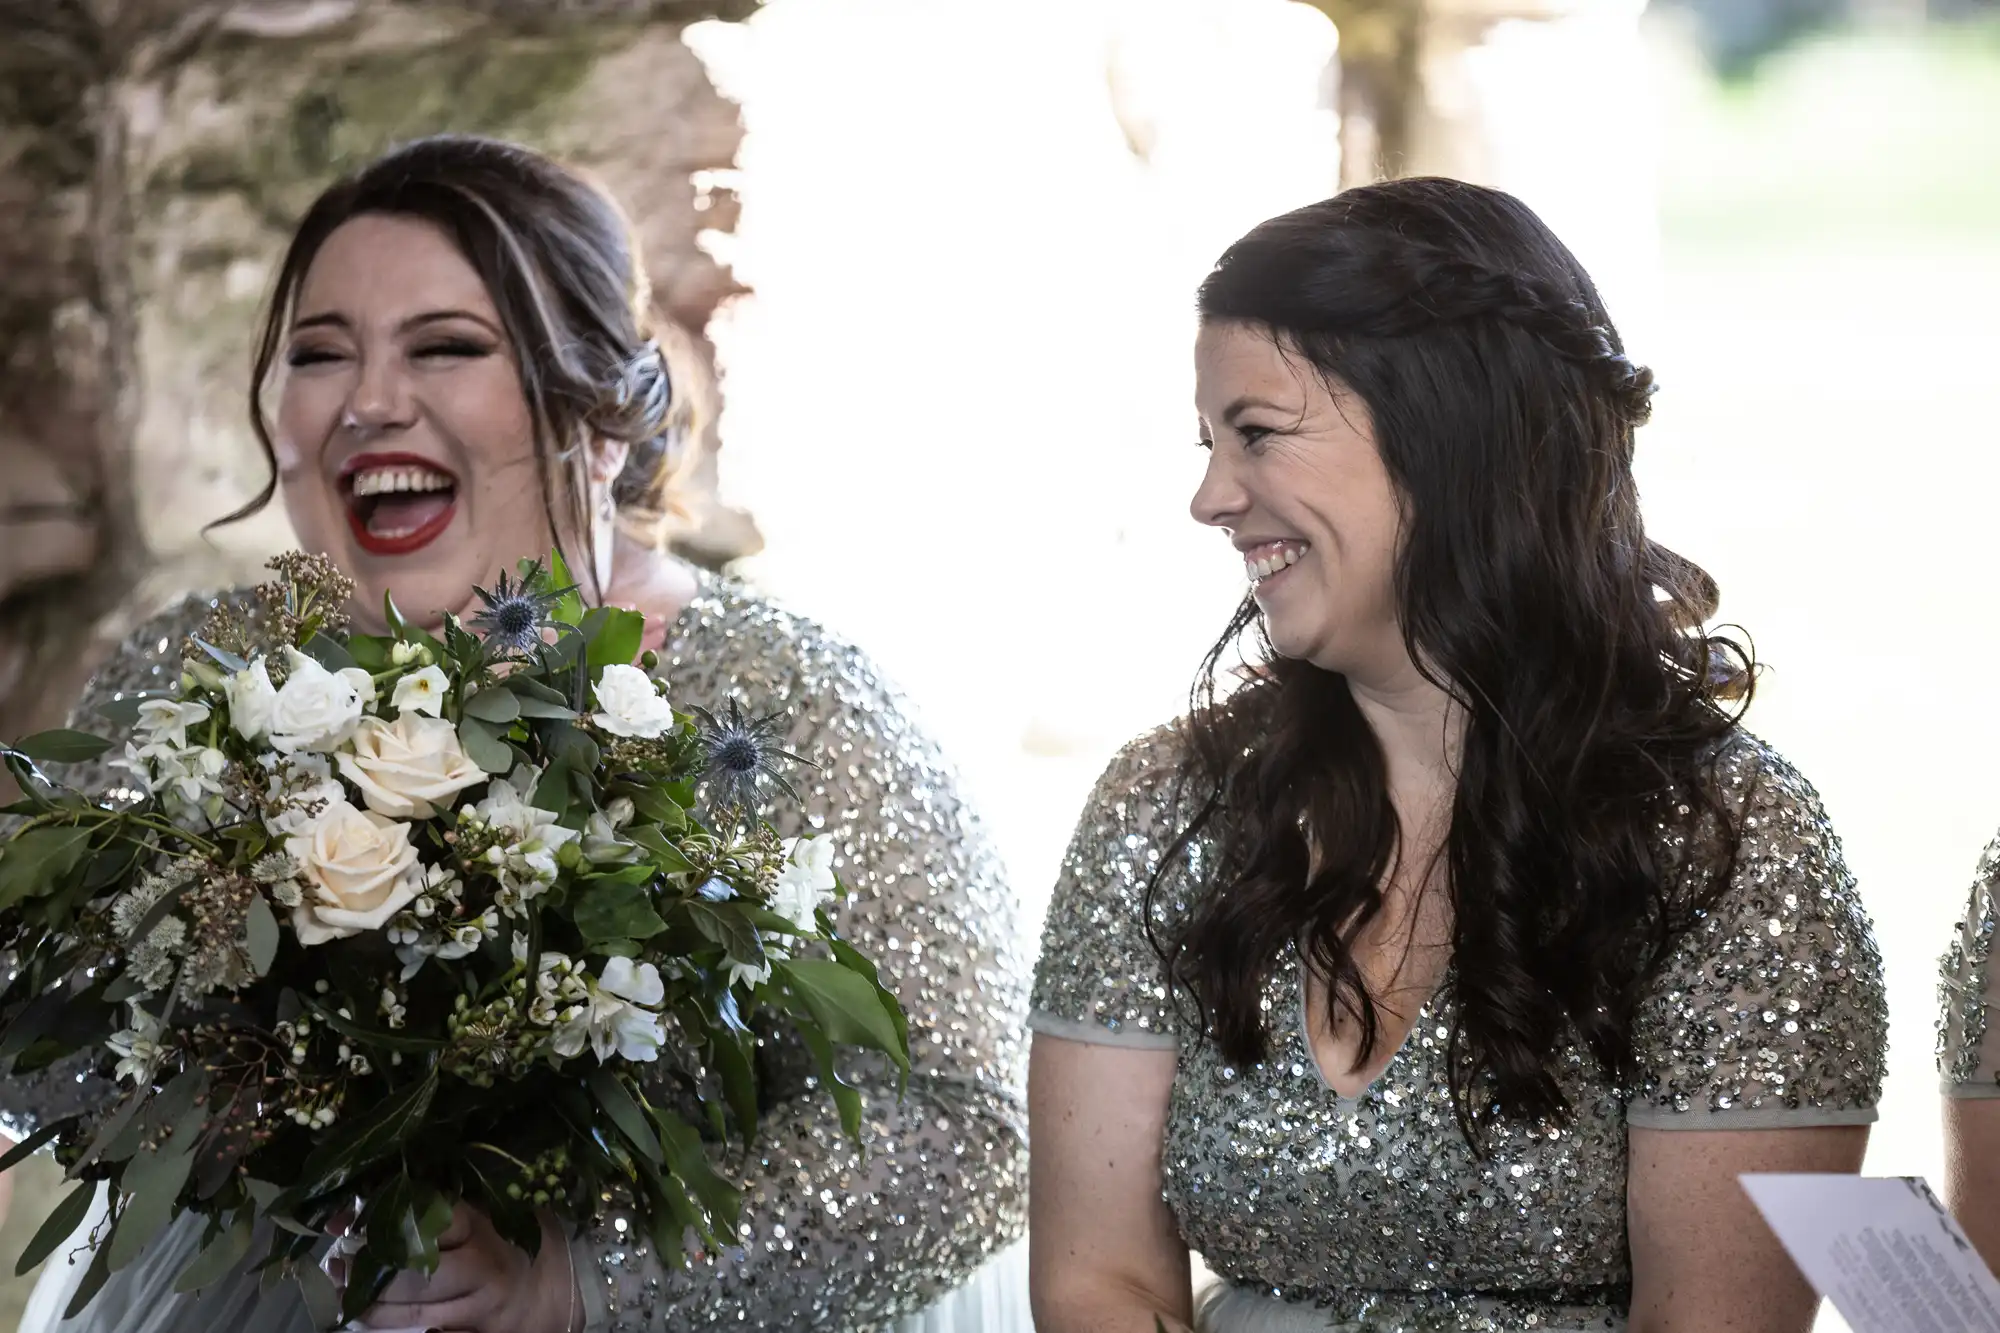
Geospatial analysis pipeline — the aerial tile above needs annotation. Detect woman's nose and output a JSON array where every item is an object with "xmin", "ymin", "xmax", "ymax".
[
  {"xmin": 1190, "ymin": 451, "xmax": 1247, "ymax": 529},
  {"xmin": 344, "ymin": 356, "xmax": 417, "ymax": 438}
]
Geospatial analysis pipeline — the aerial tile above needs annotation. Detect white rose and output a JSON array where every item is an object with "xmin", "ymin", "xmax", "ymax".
[
  {"xmin": 269, "ymin": 649, "xmax": 366, "ymax": 754},
  {"xmin": 225, "ymin": 659, "xmax": 279, "ymax": 742},
  {"xmin": 391, "ymin": 666, "xmax": 451, "ymax": 718},
  {"xmin": 337, "ymin": 714, "xmax": 487, "ymax": 819},
  {"xmin": 590, "ymin": 664, "xmax": 674, "ymax": 740},
  {"xmin": 286, "ymin": 798, "xmax": 422, "ymax": 945}
]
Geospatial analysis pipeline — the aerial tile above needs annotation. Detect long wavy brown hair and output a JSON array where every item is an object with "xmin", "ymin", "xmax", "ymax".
[{"xmin": 1153, "ymin": 178, "xmax": 1754, "ymax": 1140}]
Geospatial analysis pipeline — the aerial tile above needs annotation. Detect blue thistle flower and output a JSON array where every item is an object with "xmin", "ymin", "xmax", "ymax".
[
  {"xmin": 690, "ymin": 699, "xmax": 810, "ymax": 817},
  {"xmin": 470, "ymin": 562, "xmax": 574, "ymax": 656}
]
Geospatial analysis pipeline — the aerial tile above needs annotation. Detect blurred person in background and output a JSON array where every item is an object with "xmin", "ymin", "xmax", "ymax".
[
  {"xmin": 1, "ymin": 134, "xmax": 1028, "ymax": 1333},
  {"xmin": 1937, "ymin": 839, "xmax": 2000, "ymax": 1264},
  {"xmin": 1026, "ymin": 177, "xmax": 1887, "ymax": 1333}
]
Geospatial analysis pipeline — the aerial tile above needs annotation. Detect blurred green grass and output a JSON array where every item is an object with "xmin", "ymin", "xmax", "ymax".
[{"xmin": 1659, "ymin": 16, "xmax": 2000, "ymax": 249}]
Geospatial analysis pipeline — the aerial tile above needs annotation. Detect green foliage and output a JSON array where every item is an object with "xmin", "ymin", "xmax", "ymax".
[{"xmin": 0, "ymin": 549, "xmax": 909, "ymax": 1315}]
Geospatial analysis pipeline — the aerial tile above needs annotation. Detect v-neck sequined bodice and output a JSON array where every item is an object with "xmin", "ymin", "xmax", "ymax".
[{"xmin": 1031, "ymin": 725, "xmax": 1886, "ymax": 1332}]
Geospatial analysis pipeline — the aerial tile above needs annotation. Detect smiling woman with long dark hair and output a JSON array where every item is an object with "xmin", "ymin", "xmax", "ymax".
[{"xmin": 1027, "ymin": 178, "xmax": 1887, "ymax": 1333}]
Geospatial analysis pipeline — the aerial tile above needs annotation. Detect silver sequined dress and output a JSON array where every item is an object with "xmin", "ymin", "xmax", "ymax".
[
  {"xmin": 1937, "ymin": 834, "xmax": 2000, "ymax": 1096},
  {"xmin": 3, "ymin": 572, "xmax": 1029, "ymax": 1333},
  {"xmin": 1030, "ymin": 725, "xmax": 1887, "ymax": 1333}
]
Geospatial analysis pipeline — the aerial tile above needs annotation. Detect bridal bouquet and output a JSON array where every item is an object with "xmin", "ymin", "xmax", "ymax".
[{"xmin": 0, "ymin": 553, "xmax": 908, "ymax": 1326}]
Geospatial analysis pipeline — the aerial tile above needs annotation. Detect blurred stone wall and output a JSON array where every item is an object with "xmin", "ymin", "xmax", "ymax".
[{"xmin": 0, "ymin": 0, "xmax": 760, "ymax": 756}]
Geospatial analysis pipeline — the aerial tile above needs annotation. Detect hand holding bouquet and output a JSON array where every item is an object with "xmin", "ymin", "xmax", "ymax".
[{"xmin": 0, "ymin": 553, "xmax": 909, "ymax": 1327}]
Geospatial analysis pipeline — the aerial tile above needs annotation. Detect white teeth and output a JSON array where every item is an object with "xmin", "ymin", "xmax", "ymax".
[
  {"xmin": 1243, "ymin": 542, "xmax": 1309, "ymax": 584},
  {"xmin": 350, "ymin": 466, "xmax": 454, "ymax": 497}
]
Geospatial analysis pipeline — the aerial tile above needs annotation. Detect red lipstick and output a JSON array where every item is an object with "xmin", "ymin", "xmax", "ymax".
[{"xmin": 341, "ymin": 452, "xmax": 459, "ymax": 558}]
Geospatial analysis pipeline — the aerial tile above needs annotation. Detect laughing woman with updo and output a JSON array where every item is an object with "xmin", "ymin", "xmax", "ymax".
[
  {"xmin": 1027, "ymin": 178, "xmax": 1887, "ymax": 1333},
  {"xmin": 1, "ymin": 135, "xmax": 1028, "ymax": 1333}
]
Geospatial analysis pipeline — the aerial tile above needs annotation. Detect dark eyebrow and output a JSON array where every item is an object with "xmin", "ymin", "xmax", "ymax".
[{"xmin": 289, "ymin": 309, "xmax": 504, "ymax": 338}]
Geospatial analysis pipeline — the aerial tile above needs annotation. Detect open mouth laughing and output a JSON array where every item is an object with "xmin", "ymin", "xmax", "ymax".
[{"xmin": 339, "ymin": 452, "xmax": 460, "ymax": 557}]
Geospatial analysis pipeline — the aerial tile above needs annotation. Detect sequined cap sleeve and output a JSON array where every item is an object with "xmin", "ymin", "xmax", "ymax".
[
  {"xmin": 1937, "ymin": 831, "xmax": 2000, "ymax": 1095},
  {"xmin": 571, "ymin": 576, "xmax": 1028, "ymax": 1331},
  {"xmin": 1027, "ymin": 727, "xmax": 1194, "ymax": 1049},
  {"xmin": 1626, "ymin": 734, "xmax": 1886, "ymax": 1129},
  {"xmin": 0, "ymin": 591, "xmax": 231, "ymax": 1139}
]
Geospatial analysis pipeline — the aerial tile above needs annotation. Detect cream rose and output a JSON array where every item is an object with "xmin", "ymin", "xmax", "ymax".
[
  {"xmin": 591, "ymin": 664, "xmax": 673, "ymax": 739},
  {"xmin": 286, "ymin": 798, "xmax": 422, "ymax": 945},
  {"xmin": 269, "ymin": 649, "xmax": 366, "ymax": 754},
  {"xmin": 337, "ymin": 713, "xmax": 487, "ymax": 819}
]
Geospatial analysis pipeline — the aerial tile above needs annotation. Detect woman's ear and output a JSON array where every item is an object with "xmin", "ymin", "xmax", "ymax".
[{"xmin": 588, "ymin": 438, "xmax": 631, "ymax": 488}]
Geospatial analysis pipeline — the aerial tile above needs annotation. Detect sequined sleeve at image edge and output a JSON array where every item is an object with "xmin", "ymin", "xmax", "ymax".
[{"xmin": 1938, "ymin": 830, "xmax": 2000, "ymax": 1094}]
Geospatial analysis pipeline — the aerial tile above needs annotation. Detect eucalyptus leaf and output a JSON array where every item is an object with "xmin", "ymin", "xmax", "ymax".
[
  {"xmin": 172, "ymin": 1206, "xmax": 255, "ymax": 1293},
  {"xmin": 189, "ymin": 636, "xmax": 249, "ymax": 674},
  {"xmin": 110, "ymin": 1096, "xmax": 208, "ymax": 1270},
  {"xmin": 0, "ymin": 1117, "xmax": 72, "ymax": 1173},
  {"xmin": 73, "ymin": 1086, "xmax": 146, "ymax": 1174},
  {"xmin": 17, "ymin": 1181, "xmax": 96, "ymax": 1275},
  {"xmin": 0, "ymin": 824, "xmax": 97, "ymax": 913},
  {"xmin": 13, "ymin": 730, "xmax": 113, "ymax": 764},
  {"xmin": 589, "ymin": 1067, "xmax": 664, "ymax": 1165},
  {"xmin": 511, "ymin": 694, "xmax": 577, "ymax": 721},
  {"xmin": 463, "ymin": 689, "xmax": 522, "ymax": 725},
  {"xmin": 300, "ymin": 633, "xmax": 358, "ymax": 674},
  {"xmin": 458, "ymin": 717, "xmax": 514, "ymax": 775},
  {"xmin": 296, "ymin": 1259, "xmax": 342, "ymax": 1330},
  {"xmin": 245, "ymin": 894, "xmax": 279, "ymax": 976}
]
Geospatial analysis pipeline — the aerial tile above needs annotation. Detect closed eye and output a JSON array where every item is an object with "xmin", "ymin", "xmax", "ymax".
[
  {"xmin": 413, "ymin": 340, "xmax": 493, "ymax": 361},
  {"xmin": 285, "ymin": 346, "xmax": 345, "ymax": 368}
]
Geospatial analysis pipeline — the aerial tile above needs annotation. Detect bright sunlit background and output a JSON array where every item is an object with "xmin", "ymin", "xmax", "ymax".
[
  {"xmin": 686, "ymin": 0, "xmax": 2000, "ymax": 1193},
  {"xmin": 6, "ymin": 2, "xmax": 2000, "ymax": 1326}
]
